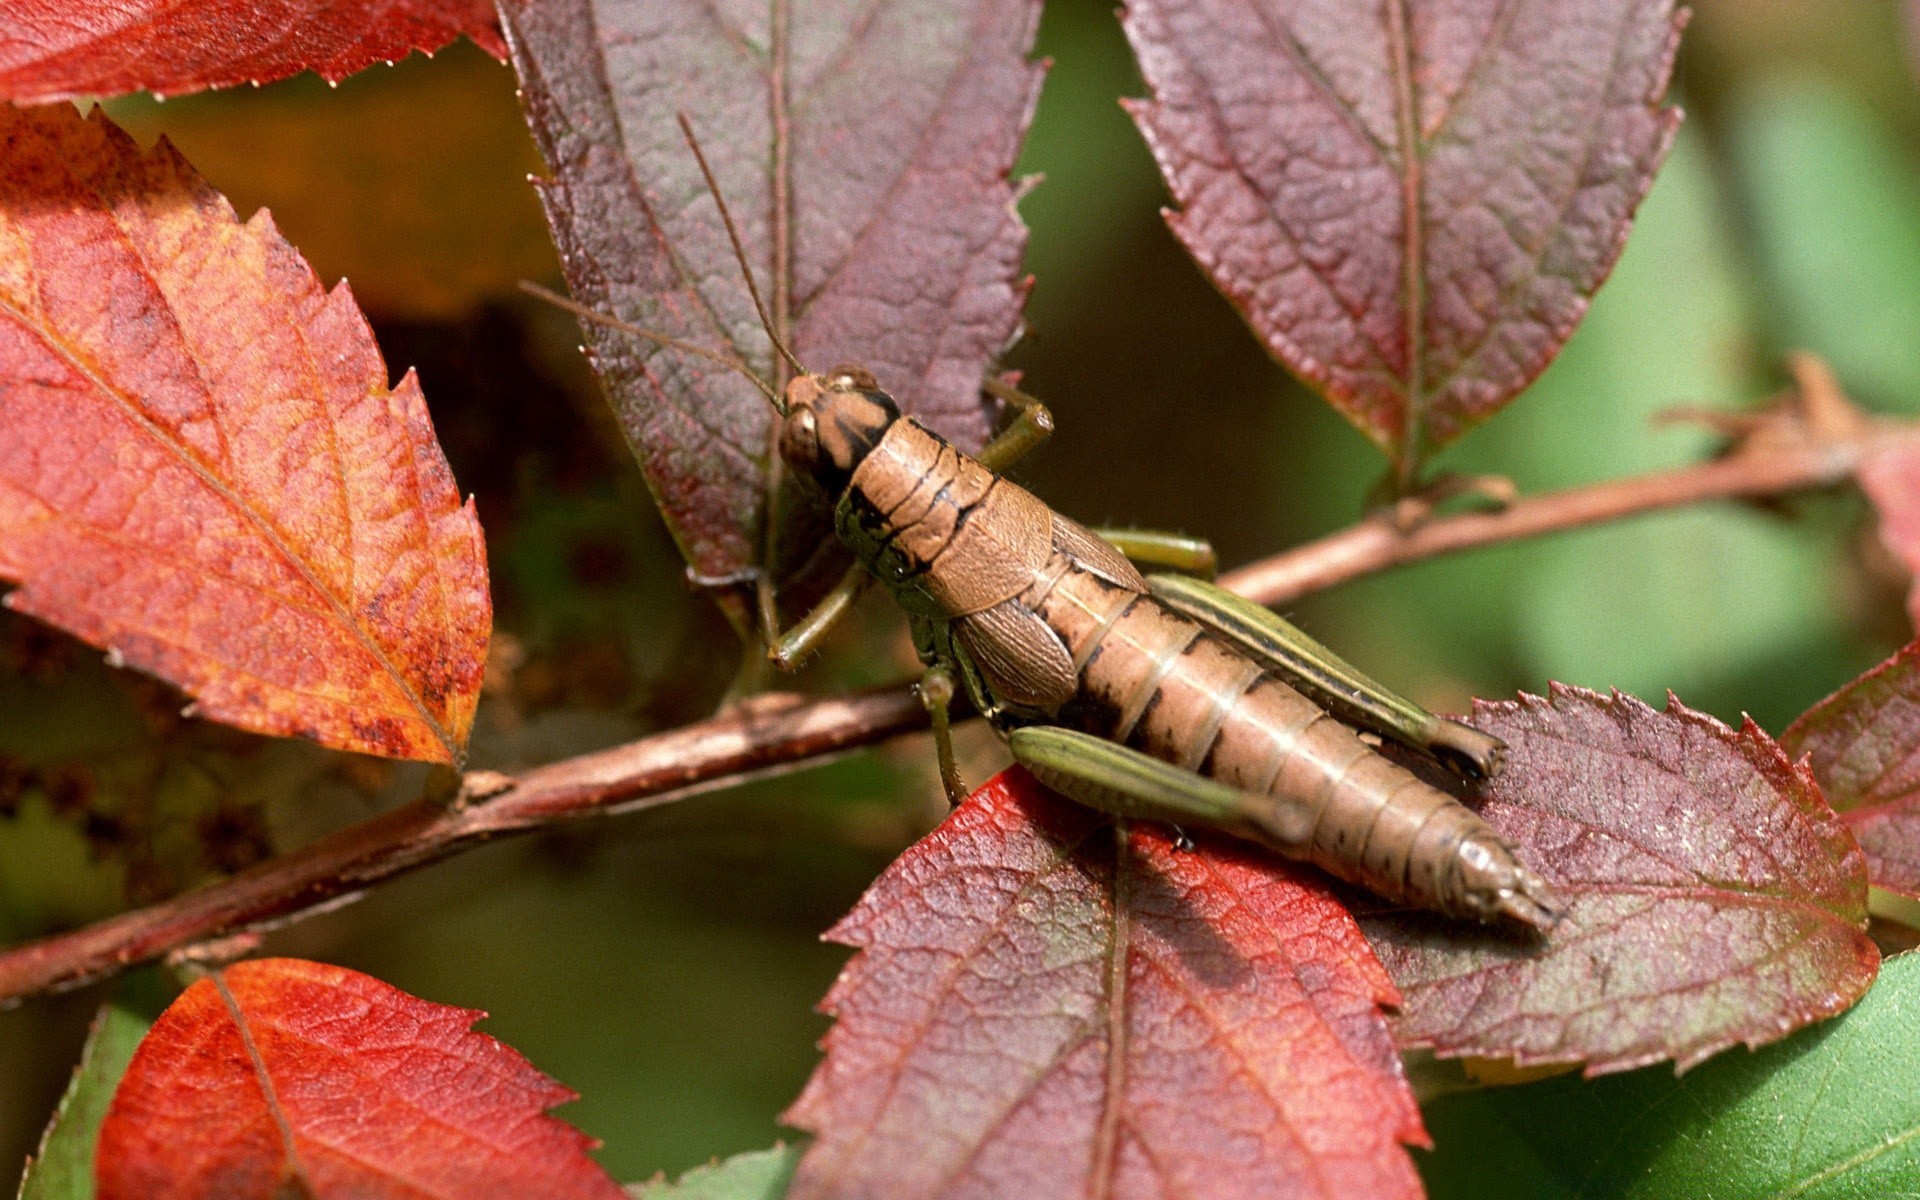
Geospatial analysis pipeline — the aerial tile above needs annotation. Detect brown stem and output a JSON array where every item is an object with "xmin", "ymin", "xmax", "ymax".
[
  {"xmin": 0, "ymin": 397, "xmax": 1887, "ymax": 1010},
  {"xmin": 1222, "ymin": 433, "xmax": 1864, "ymax": 607},
  {"xmin": 0, "ymin": 686, "xmax": 929, "ymax": 1009}
]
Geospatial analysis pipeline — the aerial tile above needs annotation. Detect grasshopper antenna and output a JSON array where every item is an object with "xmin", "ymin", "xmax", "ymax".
[
  {"xmin": 518, "ymin": 280, "xmax": 785, "ymax": 411},
  {"xmin": 676, "ymin": 112, "xmax": 807, "ymax": 380}
]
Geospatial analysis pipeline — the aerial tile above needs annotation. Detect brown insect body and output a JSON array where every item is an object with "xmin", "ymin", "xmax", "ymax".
[
  {"xmin": 1021, "ymin": 547, "xmax": 1546, "ymax": 923},
  {"xmin": 786, "ymin": 371, "xmax": 1556, "ymax": 927},
  {"xmin": 533, "ymin": 119, "xmax": 1554, "ymax": 928}
]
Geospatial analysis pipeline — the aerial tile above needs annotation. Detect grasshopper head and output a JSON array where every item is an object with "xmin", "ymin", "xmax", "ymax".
[{"xmin": 779, "ymin": 365, "xmax": 901, "ymax": 493}]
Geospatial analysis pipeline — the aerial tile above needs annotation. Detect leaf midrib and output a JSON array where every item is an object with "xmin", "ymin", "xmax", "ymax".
[{"xmin": 2, "ymin": 289, "xmax": 459, "ymax": 760}]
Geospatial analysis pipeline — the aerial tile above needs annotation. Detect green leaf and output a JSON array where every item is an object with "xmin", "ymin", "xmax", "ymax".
[
  {"xmin": 626, "ymin": 1145, "xmax": 802, "ymax": 1200},
  {"xmin": 1730, "ymin": 76, "xmax": 1920, "ymax": 410},
  {"xmin": 1418, "ymin": 950, "xmax": 1920, "ymax": 1199},
  {"xmin": 1467, "ymin": 122, "xmax": 1829, "ymax": 711},
  {"xmin": 18, "ymin": 1004, "xmax": 149, "ymax": 1200}
]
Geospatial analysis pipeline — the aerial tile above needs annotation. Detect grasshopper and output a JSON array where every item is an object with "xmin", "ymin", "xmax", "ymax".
[{"xmin": 531, "ymin": 120, "xmax": 1561, "ymax": 931}]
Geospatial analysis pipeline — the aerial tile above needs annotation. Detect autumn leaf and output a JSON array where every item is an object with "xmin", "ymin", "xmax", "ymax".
[
  {"xmin": 0, "ymin": 0, "xmax": 505, "ymax": 104},
  {"xmin": 95, "ymin": 957, "xmax": 624, "ymax": 1199},
  {"xmin": 1858, "ymin": 434, "xmax": 1920, "ymax": 631},
  {"xmin": 784, "ymin": 769, "xmax": 1427, "ymax": 1200},
  {"xmin": 0, "ymin": 104, "xmax": 489, "ymax": 764},
  {"xmin": 500, "ymin": 0, "xmax": 1041, "ymax": 614},
  {"xmin": 1122, "ymin": 0, "xmax": 1683, "ymax": 480},
  {"xmin": 1783, "ymin": 640, "xmax": 1920, "ymax": 898},
  {"xmin": 1362, "ymin": 686, "xmax": 1878, "ymax": 1074}
]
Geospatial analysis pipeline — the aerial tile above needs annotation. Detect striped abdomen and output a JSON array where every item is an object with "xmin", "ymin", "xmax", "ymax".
[
  {"xmin": 830, "ymin": 418, "xmax": 1547, "ymax": 923},
  {"xmin": 1021, "ymin": 548, "xmax": 1546, "ymax": 923}
]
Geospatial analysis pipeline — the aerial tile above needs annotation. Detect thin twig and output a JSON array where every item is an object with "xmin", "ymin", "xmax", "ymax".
[
  {"xmin": 1222, "ymin": 428, "xmax": 1865, "ymax": 606},
  {"xmin": 0, "ymin": 390, "xmax": 1892, "ymax": 1010},
  {"xmin": 0, "ymin": 686, "xmax": 929, "ymax": 1008}
]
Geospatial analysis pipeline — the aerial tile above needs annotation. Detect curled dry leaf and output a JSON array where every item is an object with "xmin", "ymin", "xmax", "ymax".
[
  {"xmin": 784, "ymin": 769, "xmax": 1427, "ymax": 1200},
  {"xmin": 500, "ymin": 0, "xmax": 1041, "ymax": 610},
  {"xmin": 1362, "ymin": 686, "xmax": 1877, "ymax": 1074},
  {"xmin": 95, "ymin": 958, "xmax": 624, "ymax": 1199},
  {"xmin": 1783, "ymin": 640, "xmax": 1920, "ymax": 898},
  {"xmin": 0, "ymin": 0, "xmax": 505, "ymax": 104},
  {"xmin": 0, "ymin": 104, "xmax": 489, "ymax": 763},
  {"xmin": 1123, "ymin": 0, "xmax": 1683, "ymax": 477}
]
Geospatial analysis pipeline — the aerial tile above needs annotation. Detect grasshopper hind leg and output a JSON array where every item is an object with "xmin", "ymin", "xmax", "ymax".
[
  {"xmin": 1090, "ymin": 528, "xmax": 1219, "ymax": 579},
  {"xmin": 1147, "ymin": 573, "xmax": 1506, "ymax": 781},
  {"xmin": 1007, "ymin": 726, "xmax": 1558, "ymax": 932},
  {"xmin": 1006, "ymin": 725, "xmax": 1307, "ymax": 845},
  {"xmin": 978, "ymin": 379, "xmax": 1056, "ymax": 473}
]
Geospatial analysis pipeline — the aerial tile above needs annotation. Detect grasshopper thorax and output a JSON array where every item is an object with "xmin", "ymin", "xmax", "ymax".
[{"xmin": 779, "ymin": 365, "xmax": 902, "ymax": 494}]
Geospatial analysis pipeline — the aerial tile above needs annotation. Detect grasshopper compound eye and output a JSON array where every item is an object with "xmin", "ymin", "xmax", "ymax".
[
  {"xmin": 781, "ymin": 381, "xmax": 901, "ymax": 493},
  {"xmin": 826, "ymin": 364, "xmax": 879, "ymax": 391},
  {"xmin": 780, "ymin": 406, "xmax": 824, "ymax": 477}
]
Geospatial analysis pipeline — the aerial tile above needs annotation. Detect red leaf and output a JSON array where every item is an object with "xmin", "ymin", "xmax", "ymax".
[
  {"xmin": 500, "ymin": 0, "xmax": 1041, "ymax": 603},
  {"xmin": 1858, "ymin": 434, "xmax": 1920, "ymax": 631},
  {"xmin": 95, "ymin": 958, "xmax": 623, "ymax": 1199},
  {"xmin": 1783, "ymin": 640, "xmax": 1920, "ymax": 898},
  {"xmin": 0, "ymin": 104, "xmax": 489, "ymax": 764},
  {"xmin": 0, "ymin": 0, "xmax": 505, "ymax": 104},
  {"xmin": 1367, "ymin": 687, "xmax": 1873, "ymax": 1075},
  {"xmin": 1362, "ymin": 686, "xmax": 1878, "ymax": 1074},
  {"xmin": 1122, "ymin": 0, "xmax": 1683, "ymax": 474},
  {"xmin": 784, "ymin": 769, "xmax": 1426, "ymax": 1200}
]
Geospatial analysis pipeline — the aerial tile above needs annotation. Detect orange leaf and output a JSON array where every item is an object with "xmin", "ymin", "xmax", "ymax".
[
  {"xmin": 0, "ymin": 104, "xmax": 489, "ymax": 763},
  {"xmin": 95, "ymin": 958, "xmax": 624, "ymax": 1199},
  {"xmin": 0, "ymin": 0, "xmax": 505, "ymax": 104}
]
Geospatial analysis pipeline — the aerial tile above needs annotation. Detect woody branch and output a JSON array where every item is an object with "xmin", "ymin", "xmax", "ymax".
[{"xmin": 0, "ymin": 357, "xmax": 1894, "ymax": 1009}]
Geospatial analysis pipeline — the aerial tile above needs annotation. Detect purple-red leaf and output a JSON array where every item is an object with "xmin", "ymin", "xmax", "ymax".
[
  {"xmin": 95, "ymin": 958, "xmax": 623, "ymax": 1199},
  {"xmin": 0, "ymin": 104, "xmax": 490, "ymax": 763},
  {"xmin": 1122, "ymin": 0, "xmax": 1683, "ymax": 476},
  {"xmin": 784, "ymin": 769, "xmax": 1426, "ymax": 1200},
  {"xmin": 0, "ymin": 0, "xmax": 505, "ymax": 104},
  {"xmin": 1783, "ymin": 640, "xmax": 1920, "ymax": 898},
  {"xmin": 1858, "ymin": 433, "xmax": 1920, "ymax": 631},
  {"xmin": 500, "ymin": 0, "xmax": 1040, "ymax": 609},
  {"xmin": 1363, "ymin": 686, "xmax": 1877, "ymax": 1074}
]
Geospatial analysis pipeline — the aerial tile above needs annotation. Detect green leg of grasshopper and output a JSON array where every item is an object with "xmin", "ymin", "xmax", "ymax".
[
  {"xmin": 979, "ymin": 379, "xmax": 1056, "ymax": 472},
  {"xmin": 1147, "ymin": 573, "xmax": 1506, "ymax": 780},
  {"xmin": 919, "ymin": 663, "xmax": 968, "ymax": 806},
  {"xmin": 766, "ymin": 562, "xmax": 872, "ymax": 670},
  {"xmin": 1006, "ymin": 726, "xmax": 1312, "ymax": 852},
  {"xmin": 1091, "ymin": 528, "xmax": 1218, "ymax": 578}
]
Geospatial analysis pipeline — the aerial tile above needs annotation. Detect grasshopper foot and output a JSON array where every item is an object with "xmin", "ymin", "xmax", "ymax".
[{"xmin": 1430, "ymin": 719, "xmax": 1508, "ymax": 781}]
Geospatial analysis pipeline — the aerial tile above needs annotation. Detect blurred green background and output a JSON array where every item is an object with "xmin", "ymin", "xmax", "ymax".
[{"xmin": 3, "ymin": 0, "xmax": 1918, "ymax": 1190}]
